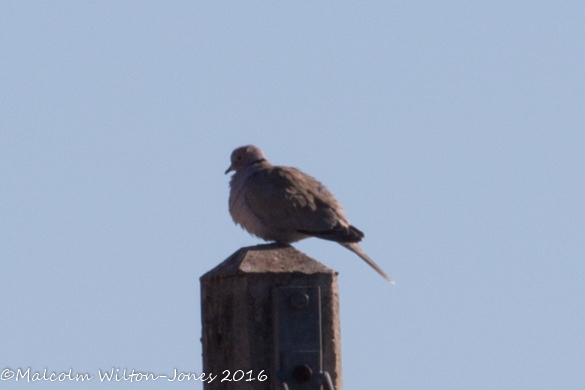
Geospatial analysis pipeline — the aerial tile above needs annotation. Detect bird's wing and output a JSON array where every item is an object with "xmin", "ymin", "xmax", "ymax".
[{"xmin": 243, "ymin": 166, "xmax": 349, "ymax": 236}]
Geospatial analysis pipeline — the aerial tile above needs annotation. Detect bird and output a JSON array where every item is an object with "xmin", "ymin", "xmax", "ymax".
[{"xmin": 225, "ymin": 145, "xmax": 394, "ymax": 283}]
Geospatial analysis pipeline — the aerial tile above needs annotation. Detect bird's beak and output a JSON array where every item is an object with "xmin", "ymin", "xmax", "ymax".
[{"xmin": 225, "ymin": 165, "xmax": 234, "ymax": 175}]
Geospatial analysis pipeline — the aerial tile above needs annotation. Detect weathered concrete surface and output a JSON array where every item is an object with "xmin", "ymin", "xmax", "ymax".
[{"xmin": 200, "ymin": 244, "xmax": 341, "ymax": 389}]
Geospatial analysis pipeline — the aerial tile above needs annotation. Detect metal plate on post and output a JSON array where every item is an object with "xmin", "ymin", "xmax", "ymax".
[{"xmin": 274, "ymin": 286, "xmax": 322, "ymax": 390}]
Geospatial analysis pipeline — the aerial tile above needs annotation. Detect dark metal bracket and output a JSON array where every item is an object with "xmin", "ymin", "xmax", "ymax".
[{"xmin": 274, "ymin": 286, "xmax": 336, "ymax": 390}]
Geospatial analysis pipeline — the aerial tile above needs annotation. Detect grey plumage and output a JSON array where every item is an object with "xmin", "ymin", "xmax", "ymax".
[{"xmin": 225, "ymin": 145, "xmax": 394, "ymax": 283}]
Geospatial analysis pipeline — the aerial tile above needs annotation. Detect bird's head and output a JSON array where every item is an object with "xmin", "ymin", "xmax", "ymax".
[{"xmin": 225, "ymin": 145, "xmax": 266, "ymax": 174}]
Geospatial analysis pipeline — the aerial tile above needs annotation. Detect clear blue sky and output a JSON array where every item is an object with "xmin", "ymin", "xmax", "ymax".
[{"xmin": 1, "ymin": 2, "xmax": 584, "ymax": 389}]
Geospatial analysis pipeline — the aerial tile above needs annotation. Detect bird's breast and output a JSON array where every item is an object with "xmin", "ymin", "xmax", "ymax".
[{"xmin": 229, "ymin": 170, "xmax": 270, "ymax": 239}]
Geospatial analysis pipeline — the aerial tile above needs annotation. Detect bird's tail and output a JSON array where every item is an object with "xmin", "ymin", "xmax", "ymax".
[{"xmin": 339, "ymin": 242, "xmax": 395, "ymax": 284}]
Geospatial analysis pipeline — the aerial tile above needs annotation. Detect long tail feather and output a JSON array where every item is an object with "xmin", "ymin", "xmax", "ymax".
[{"xmin": 339, "ymin": 242, "xmax": 395, "ymax": 284}]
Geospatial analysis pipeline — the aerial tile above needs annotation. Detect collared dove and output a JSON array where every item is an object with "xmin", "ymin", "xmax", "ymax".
[{"xmin": 225, "ymin": 145, "xmax": 394, "ymax": 283}]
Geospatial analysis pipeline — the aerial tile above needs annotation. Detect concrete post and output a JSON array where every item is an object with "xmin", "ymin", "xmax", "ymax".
[{"xmin": 200, "ymin": 243, "xmax": 341, "ymax": 389}]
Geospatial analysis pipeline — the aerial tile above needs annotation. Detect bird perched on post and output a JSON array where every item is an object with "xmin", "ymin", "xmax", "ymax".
[{"xmin": 225, "ymin": 145, "xmax": 394, "ymax": 283}]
